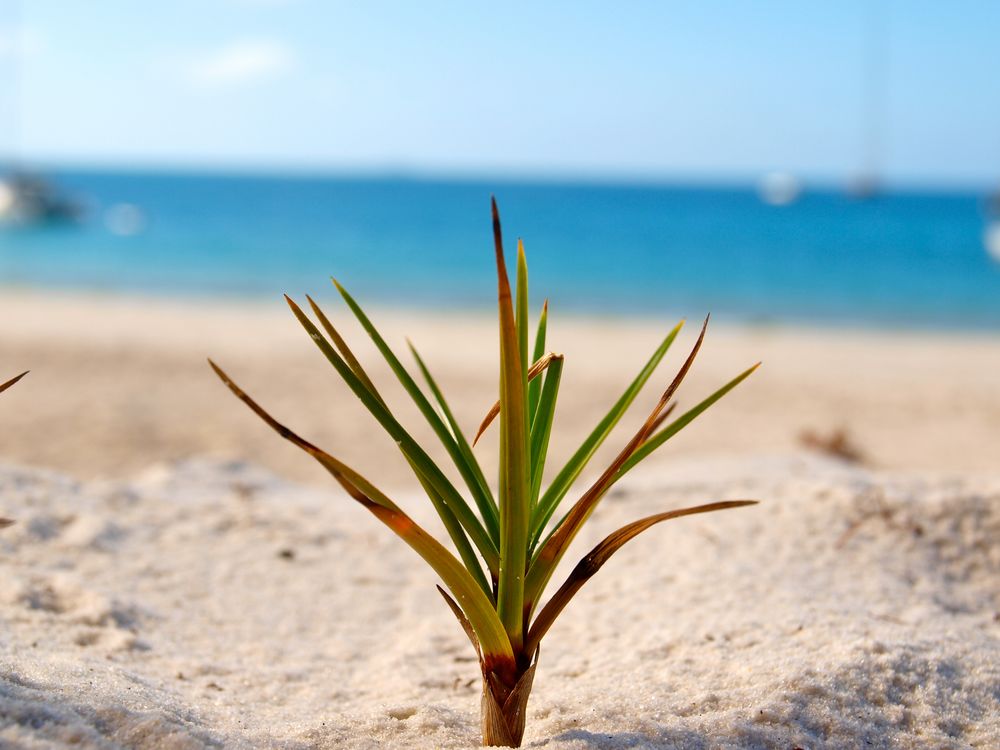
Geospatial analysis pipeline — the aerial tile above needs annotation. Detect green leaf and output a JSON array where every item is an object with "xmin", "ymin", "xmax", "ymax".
[
  {"xmin": 524, "ymin": 317, "xmax": 709, "ymax": 614},
  {"xmin": 328, "ymin": 281, "xmax": 500, "ymax": 543},
  {"xmin": 493, "ymin": 197, "xmax": 530, "ymax": 652},
  {"xmin": 437, "ymin": 584, "xmax": 482, "ymax": 656},
  {"xmin": 284, "ymin": 295, "xmax": 499, "ymax": 579},
  {"xmin": 406, "ymin": 454, "xmax": 495, "ymax": 598},
  {"xmin": 529, "ymin": 321, "xmax": 684, "ymax": 550},
  {"xmin": 527, "ymin": 300, "xmax": 549, "ymax": 425},
  {"xmin": 309, "ymin": 295, "xmax": 494, "ymax": 584},
  {"xmin": 208, "ymin": 359, "xmax": 511, "ymax": 658},
  {"xmin": 619, "ymin": 363, "xmax": 760, "ymax": 478},
  {"xmin": 473, "ymin": 352, "xmax": 560, "ymax": 446},
  {"xmin": 306, "ymin": 296, "xmax": 384, "ymax": 406},
  {"xmin": 529, "ymin": 356, "xmax": 563, "ymax": 508},
  {"xmin": 516, "ymin": 239, "xmax": 530, "ymax": 388},
  {"xmin": 407, "ymin": 339, "xmax": 497, "ymax": 521},
  {"xmin": 524, "ymin": 500, "xmax": 757, "ymax": 653}
]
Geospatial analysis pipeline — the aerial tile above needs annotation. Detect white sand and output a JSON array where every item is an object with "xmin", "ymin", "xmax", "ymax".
[
  {"xmin": 0, "ymin": 290, "xmax": 998, "ymax": 747},
  {"xmin": 1, "ymin": 455, "xmax": 997, "ymax": 748}
]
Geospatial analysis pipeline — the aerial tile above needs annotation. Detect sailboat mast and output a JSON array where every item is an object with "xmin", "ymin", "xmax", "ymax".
[{"xmin": 858, "ymin": 0, "xmax": 887, "ymax": 194}]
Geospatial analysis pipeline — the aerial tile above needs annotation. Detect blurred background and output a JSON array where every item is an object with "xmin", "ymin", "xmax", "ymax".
[{"xmin": 1, "ymin": 0, "xmax": 999, "ymax": 327}]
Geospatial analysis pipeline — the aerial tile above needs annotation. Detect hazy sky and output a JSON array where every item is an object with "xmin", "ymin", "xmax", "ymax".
[{"xmin": 2, "ymin": 1, "xmax": 999, "ymax": 186}]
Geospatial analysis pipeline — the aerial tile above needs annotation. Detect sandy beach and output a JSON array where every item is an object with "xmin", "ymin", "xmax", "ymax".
[
  {"xmin": 1, "ymin": 289, "xmax": 999, "ymax": 748},
  {"xmin": 1, "ymin": 289, "xmax": 998, "ymax": 484}
]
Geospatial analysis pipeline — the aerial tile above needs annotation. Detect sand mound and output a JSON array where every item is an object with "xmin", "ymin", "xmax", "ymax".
[{"xmin": 0, "ymin": 456, "xmax": 997, "ymax": 748}]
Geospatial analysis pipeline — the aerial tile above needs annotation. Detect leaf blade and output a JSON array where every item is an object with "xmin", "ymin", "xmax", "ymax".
[
  {"xmin": 493, "ymin": 197, "xmax": 530, "ymax": 652},
  {"xmin": 0, "ymin": 371, "xmax": 28, "ymax": 395},
  {"xmin": 529, "ymin": 321, "xmax": 684, "ymax": 549},
  {"xmin": 306, "ymin": 295, "xmax": 385, "ymax": 406},
  {"xmin": 473, "ymin": 352, "xmax": 560, "ymax": 446},
  {"xmin": 527, "ymin": 300, "xmax": 549, "ymax": 425},
  {"xmin": 516, "ymin": 239, "xmax": 530, "ymax": 390},
  {"xmin": 408, "ymin": 340, "xmax": 497, "ymax": 518},
  {"xmin": 208, "ymin": 359, "xmax": 508, "ymax": 642},
  {"xmin": 329, "ymin": 280, "xmax": 501, "ymax": 543},
  {"xmin": 529, "ymin": 356, "xmax": 563, "ymax": 508},
  {"xmin": 524, "ymin": 317, "xmax": 710, "ymax": 613},
  {"xmin": 618, "ymin": 362, "xmax": 761, "ymax": 477},
  {"xmin": 524, "ymin": 500, "xmax": 757, "ymax": 653},
  {"xmin": 284, "ymin": 295, "xmax": 500, "ymax": 577}
]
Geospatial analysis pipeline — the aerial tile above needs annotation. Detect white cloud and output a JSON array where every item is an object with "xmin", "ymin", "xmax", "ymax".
[
  {"xmin": 0, "ymin": 26, "xmax": 44, "ymax": 59},
  {"xmin": 181, "ymin": 39, "xmax": 295, "ymax": 88}
]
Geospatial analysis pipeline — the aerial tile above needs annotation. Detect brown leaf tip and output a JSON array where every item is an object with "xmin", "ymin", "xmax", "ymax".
[
  {"xmin": 207, "ymin": 359, "xmax": 234, "ymax": 387},
  {"xmin": 0, "ymin": 370, "xmax": 29, "ymax": 394},
  {"xmin": 491, "ymin": 197, "xmax": 504, "ymax": 254}
]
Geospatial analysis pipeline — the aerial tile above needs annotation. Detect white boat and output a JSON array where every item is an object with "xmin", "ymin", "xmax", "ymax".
[
  {"xmin": 757, "ymin": 171, "xmax": 802, "ymax": 207},
  {"xmin": 985, "ymin": 219, "xmax": 1000, "ymax": 264}
]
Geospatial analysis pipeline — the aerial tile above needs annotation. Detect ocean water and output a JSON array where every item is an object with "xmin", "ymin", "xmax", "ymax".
[{"xmin": 1, "ymin": 170, "xmax": 998, "ymax": 329}]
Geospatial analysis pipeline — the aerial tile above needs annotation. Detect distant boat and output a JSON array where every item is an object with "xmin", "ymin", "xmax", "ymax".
[
  {"xmin": 0, "ymin": 172, "xmax": 83, "ymax": 227},
  {"xmin": 0, "ymin": 0, "xmax": 83, "ymax": 229},
  {"xmin": 847, "ymin": 1, "xmax": 888, "ymax": 200},
  {"xmin": 986, "ymin": 190, "xmax": 1000, "ymax": 263},
  {"xmin": 989, "ymin": 190, "xmax": 1000, "ymax": 216},
  {"xmin": 846, "ymin": 174, "xmax": 881, "ymax": 201},
  {"xmin": 985, "ymin": 220, "xmax": 1000, "ymax": 264},
  {"xmin": 757, "ymin": 171, "xmax": 802, "ymax": 207}
]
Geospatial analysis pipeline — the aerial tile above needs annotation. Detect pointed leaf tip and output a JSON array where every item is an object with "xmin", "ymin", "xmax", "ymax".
[
  {"xmin": 284, "ymin": 295, "xmax": 311, "ymax": 320},
  {"xmin": 491, "ymin": 198, "xmax": 504, "ymax": 261},
  {"xmin": 473, "ymin": 352, "xmax": 561, "ymax": 446},
  {"xmin": 525, "ymin": 499, "xmax": 758, "ymax": 653},
  {"xmin": 0, "ymin": 370, "xmax": 29, "ymax": 394}
]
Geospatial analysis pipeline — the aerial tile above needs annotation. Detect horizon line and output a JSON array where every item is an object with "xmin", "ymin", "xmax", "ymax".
[{"xmin": 3, "ymin": 157, "xmax": 997, "ymax": 194}]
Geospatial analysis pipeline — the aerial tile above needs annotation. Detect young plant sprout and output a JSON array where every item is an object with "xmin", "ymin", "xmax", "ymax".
[
  {"xmin": 0, "ymin": 370, "xmax": 28, "ymax": 530},
  {"xmin": 210, "ymin": 200, "xmax": 759, "ymax": 747}
]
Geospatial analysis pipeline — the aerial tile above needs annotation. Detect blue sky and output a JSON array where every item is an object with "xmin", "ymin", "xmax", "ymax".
[{"xmin": 2, "ymin": 1, "xmax": 999, "ymax": 186}]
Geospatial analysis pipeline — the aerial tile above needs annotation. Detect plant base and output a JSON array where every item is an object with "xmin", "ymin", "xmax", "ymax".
[{"xmin": 480, "ymin": 652, "xmax": 538, "ymax": 747}]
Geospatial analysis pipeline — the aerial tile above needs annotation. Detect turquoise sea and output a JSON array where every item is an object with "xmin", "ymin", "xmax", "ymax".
[{"xmin": 2, "ymin": 170, "xmax": 999, "ymax": 329}]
